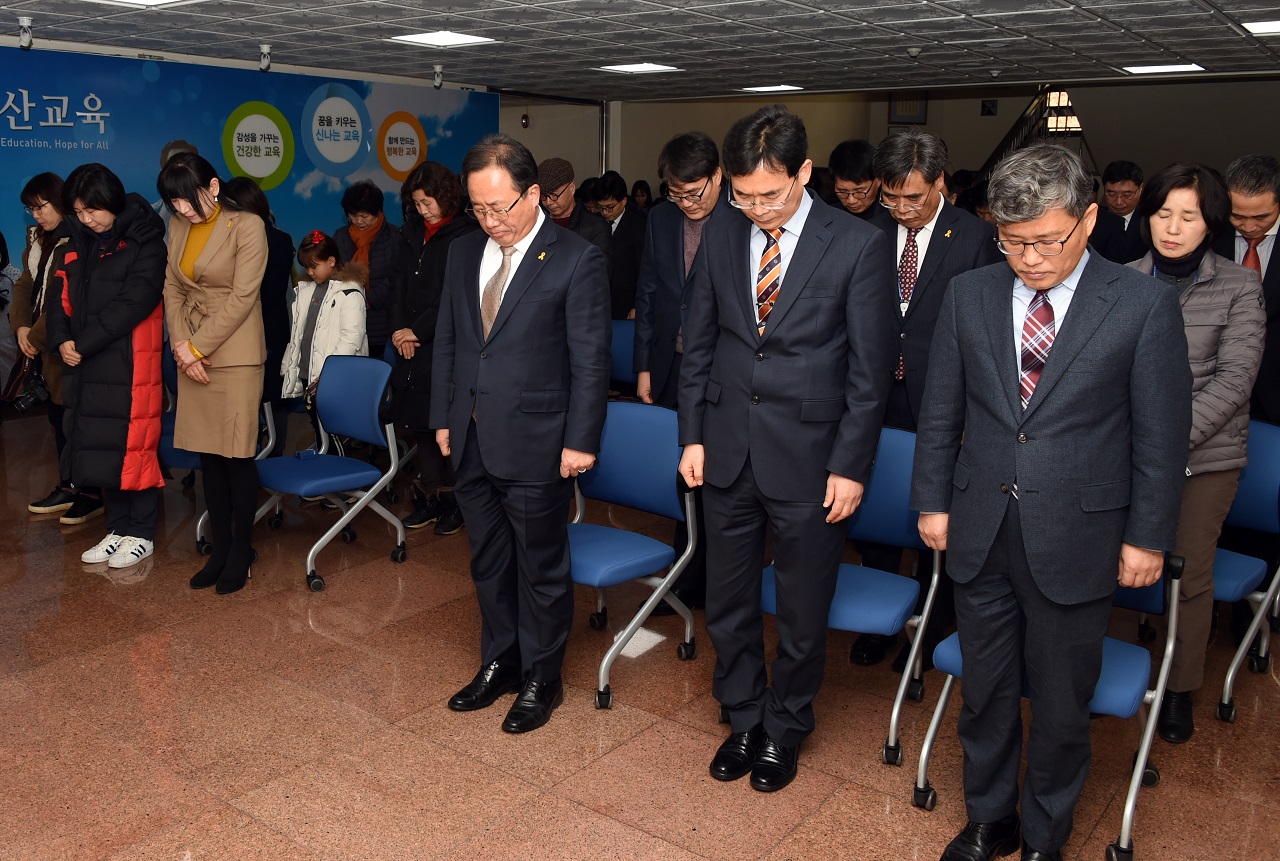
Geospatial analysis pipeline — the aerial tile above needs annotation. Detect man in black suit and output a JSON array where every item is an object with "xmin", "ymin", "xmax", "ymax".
[
  {"xmin": 851, "ymin": 129, "xmax": 1003, "ymax": 670},
  {"xmin": 1089, "ymin": 160, "xmax": 1146, "ymax": 264},
  {"xmin": 679, "ymin": 105, "xmax": 895, "ymax": 792},
  {"xmin": 431, "ymin": 135, "xmax": 611, "ymax": 734},
  {"xmin": 912, "ymin": 144, "xmax": 1191, "ymax": 861},
  {"xmin": 828, "ymin": 138, "xmax": 895, "ymax": 232},
  {"xmin": 593, "ymin": 170, "xmax": 648, "ymax": 320}
]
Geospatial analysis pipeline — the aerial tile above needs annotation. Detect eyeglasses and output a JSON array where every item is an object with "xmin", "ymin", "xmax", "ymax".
[
  {"xmin": 729, "ymin": 176, "xmax": 797, "ymax": 211},
  {"xmin": 596, "ymin": 198, "xmax": 624, "ymax": 217},
  {"xmin": 835, "ymin": 184, "xmax": 875, "ymax": 201},
  {"xmin": 466, "ymin": 195, "xmax": 523, "ymax": 223},
  {"xmin": 994, "ymin": 215, "xmax": 1085, "ymax": 257},
  {"xmin": 879, "ymin": 193, "xmax": 929, "ymax": 212},
  {"xmin": 1104, "ymin": 189, "xmax": 1139, "ymax": 201},
  {"xmin": 667, "ymin": 176, "xmax": 712, "ymax": 205},
  {"xmin": 23, "ymin": 200, "xmax": 53, "ymax": 216},
  {"xmin": 541, "ymin": 183, "xmax": 572, "ymax": 203}
]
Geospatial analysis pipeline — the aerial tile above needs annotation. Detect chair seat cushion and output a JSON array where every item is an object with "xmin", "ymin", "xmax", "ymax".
[
  {"xmin": 568, "ymin": 522, "xmax": 675, "ymax": 588},
  {"xmin": 761, "ymin": 563, "xmax": 920, "ymax": 636},
  {"xmin": 932, "ymin": 633, "xmax": 1152, "ymax": 719},
  {"xmin": 256, "ymin": 454, "xmax": 382, "ymax": 497},
  {"xmin": 1213, "ymin": 548, "xmax": 1268, "ymax": 603},
  {"xmin": 159, "ymin": 428, "xmax": 202, "ymax": 472}
]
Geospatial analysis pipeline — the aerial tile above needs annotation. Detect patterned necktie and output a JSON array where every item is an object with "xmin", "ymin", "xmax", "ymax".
[
  {"xmin": 756, "ymin": 228, "xmax": 783, "ymax": 337},
  {"xmin": 1020, "ymin": 289, "xmax": 1055, "ymax": 409},
  {"xmin": 1243, "ymin": 237, "xmax": 1263, "ymax": 277},
  {"xmin": 895, "ymin": 227, "xmax": 922, "ymax": 380},
  {"xmin": 481, "ymin": 245, "xmax": 516, "ymax": 339}
]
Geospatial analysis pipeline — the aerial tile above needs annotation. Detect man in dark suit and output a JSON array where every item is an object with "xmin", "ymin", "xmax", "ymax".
[
  {"xmin": 912, "ymin": 144, "xmax": 1191, "ymax": 861},
  {"xmin": 828, "ymin": 138, "xmax": 895, "ymax": 232},
  {"xmin": 679, "ymin": 105, "xmax": 895, "ymax": 792},
  {"xmin": 431, "ymin": 134, "xmax": 610, "ymax": 734},
  {"xmin": 592, "ymin": 170, "xmax": 648, "ymax": 319},
  {"xmin": 537, "ymin": 157, "xmax": 613, "ymax": 283},
  {"xmin": 851, "ymin": 129, "xmax": 1003, "ymax": 670},
  {"xmin": 1089, "ymin": 160, "xmax": 1146, "ymax": 264}
]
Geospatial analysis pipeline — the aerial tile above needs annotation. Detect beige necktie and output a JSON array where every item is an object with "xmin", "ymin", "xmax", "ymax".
[{"xmin": 481, "ymin": 245, "xmax": 516, "ymax": 338}]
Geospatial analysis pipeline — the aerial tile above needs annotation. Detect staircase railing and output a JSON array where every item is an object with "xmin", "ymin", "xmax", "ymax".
[{"xmin": 977, "ymin": 84, "xmax": 1054, "ymax": 181}]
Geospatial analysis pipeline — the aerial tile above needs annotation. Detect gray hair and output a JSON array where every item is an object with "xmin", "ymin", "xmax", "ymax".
[
  {"xmin": 1224, "ymin": 154, "xmax": 1280, "ymax": 199},
  {"xmin": 873, "ymin": 129, "xmax": 948, "ymax": 186},
  {"xmin": 987, "ymin": 144, "xmax": 1093, "ymax": 225}
]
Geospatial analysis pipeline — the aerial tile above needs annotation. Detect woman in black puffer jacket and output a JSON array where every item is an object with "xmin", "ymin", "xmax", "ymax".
[{"xmin": 47, "ymin": 163, "xmax": 166, "ymax": 571}]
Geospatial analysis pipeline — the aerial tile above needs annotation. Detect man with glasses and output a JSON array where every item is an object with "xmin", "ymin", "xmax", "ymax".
[
  {"xmin": 1091, "ymin": 160, "xmax": 1146, "ymax": 264},
  {"xmin": 591, "ymin": 170, "xmax": 648, "ymax": 320},
  {"xmin": 679, "ymin": 105, "xmax": 895, "ymax": 792},
  {"xmin": 848, "ymin": 129, "xmax": 1001, "ymax": 672},
  {"xmin": 536, "ymin": 157, "xmax": 612, "ymax": 290},
  {"xmin": 431, "ymin": 134, "xmax": 610, "ymax": 735},
  {"xmin": 827, "ymin": 138, "xmax": 893, "ymax": 229},
  {"xmin": 912, "ymin": 144, "xmax": 1190, "ymax": 861}
]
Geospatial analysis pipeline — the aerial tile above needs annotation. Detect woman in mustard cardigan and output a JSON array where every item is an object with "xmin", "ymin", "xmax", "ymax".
[{"xmin": 158, "ymin": 152, "xmax": 267, "ymax": 595}]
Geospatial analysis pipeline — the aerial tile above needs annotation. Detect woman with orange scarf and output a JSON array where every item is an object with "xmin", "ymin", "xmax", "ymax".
[{"xmin": 334, "ymin": 180, "xmax": 398, "ymax": 361}]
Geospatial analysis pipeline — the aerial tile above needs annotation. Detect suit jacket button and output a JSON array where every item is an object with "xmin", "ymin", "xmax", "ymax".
[
  {"xmin": 754, "ymin": 353, "xmax": 764, "ymax": 362},
  {"xmin": 899, "ymin": 333, "xmax": 907, "ymax": 340},
  {"xmin": 469, "ymin": 388, "xmax": 475, "ymax": 396},
  {"xmin": 751, "ymin": 395, "xmax": 760, "ymax": 405},
  {"xmin": 1000, "ymin": 483, "xmax": 1010, "ymax": 494},
  {"xmin": 1018, "ymin": 433, "xmax": 1028, "ymax": 443},
  {"xmin": 680, "ymin": 303, "xmax": 687, "ymax": 309},
  {"xmin": 480, "ymin": 351, "xmax": 487, "ymax": 359}
]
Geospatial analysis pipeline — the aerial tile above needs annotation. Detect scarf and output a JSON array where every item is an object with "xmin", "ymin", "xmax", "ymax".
[
  {"xmin": 1151, "ymin": 239, "xmax": 1211, "ymax": 280},
  {"xmin": 348, "ymin": 212, "xmax": 385, "ymax": 266},
  {"xmin": 423, "ymin": 214, "xmax": 453, "ymax": 244}
]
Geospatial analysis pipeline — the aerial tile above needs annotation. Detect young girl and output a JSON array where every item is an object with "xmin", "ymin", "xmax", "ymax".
[{"xmin": 280, "ymin": 230, "xmax": 368, "ymax": 406}]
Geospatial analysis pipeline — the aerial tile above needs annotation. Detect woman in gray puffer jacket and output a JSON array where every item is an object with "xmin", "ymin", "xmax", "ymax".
[{"xmin": 1127, "ymin": 163, "xmax": 1265, "ymax": 745}]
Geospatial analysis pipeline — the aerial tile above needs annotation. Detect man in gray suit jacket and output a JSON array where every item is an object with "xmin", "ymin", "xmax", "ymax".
[
  {"xmin": 911, "ymin": 145, "xmax": 1191, "ymax": 861},
  {"xmin": 679, "ymin": 105, "xmax": 895, "ymax": 792}
]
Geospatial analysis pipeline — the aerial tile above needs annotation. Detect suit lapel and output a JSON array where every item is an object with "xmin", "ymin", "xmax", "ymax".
[
  {"xmin": 192, "ymin": 212, "xmax": 236, "ymax": 282},
  {"xmin": 983, "ymin": 272, "xmax": 1023, "ymax": 420},
  {"xmin": 461, "ymin": 237, "xmax": 485, "ymax": 343},
  {"xmin": 727, "ymin": 215, "xmax": 758, "ymax": 341},
  {"xmin": 907, "ymin": 203, "xmax": 959, "ymax": 320},
  {"xmin": 760, "ymin": 207, "xmax": 831, "ymax": 343},
  {"xmin": 484, "ymin": 217, "xmax": 556, "ymax": 343}
]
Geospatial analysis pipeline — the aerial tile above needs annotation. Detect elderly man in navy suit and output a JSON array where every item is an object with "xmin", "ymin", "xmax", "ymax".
[
  {"xmin": 431, "ymin": 134, "xmax": 610, "ymax": 734},
  {"xmin": 679, "ymin": 105, "xmax": 895, "ymax": 792},
  {"xmin": 912, "ymin": 144, "xmax": 1191, "ymax": 861}
]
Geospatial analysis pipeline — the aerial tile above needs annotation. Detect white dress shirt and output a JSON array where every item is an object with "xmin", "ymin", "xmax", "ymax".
[
  {"xmin": 478, "ymin": 207, "xmax": 546, "ymax": 305},
  {"xmin": 610, "ymin": 211, "xmax": 623, "ymax": 234},
  {"xmin": 1010, "ymin": 250, "xmax": 1089, "ymax": 363},
  {"xmin": 747, "ymin": 187, "xmax": 814, "ymax": 327},
  {"xmin": 1235, "ymin": 217, "xmax": 1279, "ymax": 279}
]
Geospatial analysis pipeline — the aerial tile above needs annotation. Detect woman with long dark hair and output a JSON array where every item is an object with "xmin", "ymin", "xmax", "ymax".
[{"xmin": 158, "ymin": 152, "xmax": 267, "ymax": 595}]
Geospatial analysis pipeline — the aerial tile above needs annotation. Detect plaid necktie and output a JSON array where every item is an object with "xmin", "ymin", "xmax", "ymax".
[
  {"xmin": 756, "ymin": 228, "xmax": 783, "ymax": 337},
  {"xmin": 1019, "ymin": 289, "xmax": 1055, "ymax": 409}
]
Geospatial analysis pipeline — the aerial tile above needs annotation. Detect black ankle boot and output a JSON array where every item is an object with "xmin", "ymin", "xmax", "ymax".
[
  {"xmin": 215, "ymin": 548, "xmax": 252, "ymax": 595},
  {"xmin": 190, "ymin": 556, "xmax": 226, "ymax": 589},
  {"xmin": 1158, "ymin": 690, "xmax": 1195, "ymax": 744}
]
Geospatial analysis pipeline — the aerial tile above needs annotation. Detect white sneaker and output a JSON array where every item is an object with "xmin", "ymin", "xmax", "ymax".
[
  {"xmin": 81, "ymin": 532, "xmax": 122, "ymax": 564},
  {"xmin": 107, "ymin": 536, "xmax": 154, "ymax": 569}
]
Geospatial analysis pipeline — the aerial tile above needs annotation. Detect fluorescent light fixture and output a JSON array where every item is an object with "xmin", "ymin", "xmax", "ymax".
[
  {"xmin": 742, "ymin": 84, "xmax": 804, "ymax": 92},
  {"xmin": 389, "ymin": 31, "xmax": 495, "ymax": 48},
  {"xmin": 83, "ymin": 0, "xmax": 190, "ymax": 5},
  {"xmin": 1244, "ymin": 20, "xmax": 1280, "ymax": 35},
  {"xmin": 598, "ymin": 63, "xmax": 682, "ymax": 74},
  {"xmin": 1122, "ymin": 63, "xmax": 1204, "ymax": 74}
]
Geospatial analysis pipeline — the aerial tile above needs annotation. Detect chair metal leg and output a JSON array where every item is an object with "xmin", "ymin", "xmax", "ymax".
[
  {"xmin": 912, "ymin": 673, "xmax": 954, "ymax": 809},
  {"xmin": 887, "ymin": 549, "xmax": 942, "ymax": 763},
  {"xmin": 1220, "ymin": 572, "xmax": 1280, "ymax": 717}
]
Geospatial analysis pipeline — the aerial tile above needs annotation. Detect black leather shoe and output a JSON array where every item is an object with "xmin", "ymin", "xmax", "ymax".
[
  {"xmin": 1021, "ymin": 843, "xmax": 1063, "ymax": 861},
  {"xmin": 750, "ymin": 736, "xmax": 800, "ymax": 792},
  {"xmin": 709, "ymin": 724, "xmax": 764, "ymax": 781},
  {"xmin": 851, "ymin": 633, "xmax": 895, "ymax": 666},
  {"xmin": 1157, "ymin": 690, "xmax": 1194, "ymax": 744},
  {"xmin": 939, "ymin": 814, "xmax": 1020, "ymax": 861},
  {"xmin": 448, "ymin": 662, "xmax": 522, "ymax": 712},
  {"xmin": 501, "ymin": 677, "xmax": 564, "ymax": 733}
]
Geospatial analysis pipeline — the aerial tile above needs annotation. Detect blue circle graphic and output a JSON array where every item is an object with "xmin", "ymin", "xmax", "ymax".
[{"xmin": 300, "ymin": 83, "xmax": 372, "ymax": 177}]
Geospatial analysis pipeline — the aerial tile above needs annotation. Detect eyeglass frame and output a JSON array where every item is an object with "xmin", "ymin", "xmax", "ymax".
[
  {"xmin": 541, "ymin": 182, "xmax": 573, "ymax": 204},
  {"xmin": 834, "ymin": 183, "xmax": 876, "ymax": 201},
  {"xmin": 466, "ymin": 194, "xmax": 524, "ymax": 223},
  {"xmin": 1103, "ymin": 187, "xmax": 1140, "ymax": 201},
  {"xmin": 23, "ymin": 200, "xmax": 54, "ymax": 217},
  {"xmin": 994, "ymin": 214, "xmax": 1086, "ymax": 257},
  {"xmin": 879, "ymin": 191, "xmax": 932, "ymax": 212},
  {"xmin": 666, "ymin": 176, "xmax": 712, "ymax": 205},
  {"xmin": 728, "ymin": 175, "xmax": 798, "ymax": 211}
]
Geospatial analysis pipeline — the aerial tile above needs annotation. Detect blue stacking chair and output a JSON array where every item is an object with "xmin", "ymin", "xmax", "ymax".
[
  {"xmin": 759, "ymin": 426, "xmax": 940, "ymax": 766},
  {"xmin": 254, "ymin": 355, "xmax": 406, "ymax": 592},
  {"xmin": 912, "ymin": 556, "xmax": 1185, "ymax": 861},
  {"xmin": 1216, "ymin": 419, "xmax": 1280, "ymax": 722},
  {"xmin": 609, "ymin": 319, "xmax": 638, "ymax": 387},
  {"xmin": 570, "ymin": 401, "xmax": 697, "ymax": 709}
]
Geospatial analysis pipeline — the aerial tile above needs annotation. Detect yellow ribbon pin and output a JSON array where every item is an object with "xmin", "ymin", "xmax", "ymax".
[
  {"xmin": 538, "ymin": 251, "xmax": 546, "ymax": 260},
  {"xmin": 945, "ymin": 229, "xmax": 952, "ymax": 238}
]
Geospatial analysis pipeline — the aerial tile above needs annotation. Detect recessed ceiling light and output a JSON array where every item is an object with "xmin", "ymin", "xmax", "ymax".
[
  {"xmin": 598, "ymin": 63, "xmax": 682, "ymax": 74},
  {"xmin": 1122, "ymin": 63, "xmax": 1204, "ymax": 74},
  {"xmin": 82, "ymin": 0, "xmax": 190, "ymax": 5},
  {"xmin": 1244, "ymin": 20, "xmax": 1280, "ymax": 35},
  {"xmin": 742, "ymin": 84, "xmax": 804, "ymax": 92},
  {"xmin": 389, "ymin": 31, "xmax": 496, "ymax": 48}
]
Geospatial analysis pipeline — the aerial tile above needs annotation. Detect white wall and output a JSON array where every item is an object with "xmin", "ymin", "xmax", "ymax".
[{"xmin": 498, "ymin": 100, "xmax": 602, "ymax": 182}]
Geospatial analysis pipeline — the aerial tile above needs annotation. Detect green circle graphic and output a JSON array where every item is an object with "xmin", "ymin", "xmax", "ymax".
[{"xmin": 222, "ymin": 100, "xmax": 295, "ymax": 191}]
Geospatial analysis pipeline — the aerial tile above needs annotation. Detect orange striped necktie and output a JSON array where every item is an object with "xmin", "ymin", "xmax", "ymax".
[{"xmin": 756, "ymin": 227, "xmax": 783, "ymax": 336}]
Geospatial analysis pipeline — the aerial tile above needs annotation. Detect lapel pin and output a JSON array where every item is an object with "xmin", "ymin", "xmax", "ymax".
[
  {"xmin": 538, "ymin": 251, "xmax": 546, "ymax": 260},
  {"xmin": 944, "ymin": 229, "xmax": 952, "ymax": 238}
]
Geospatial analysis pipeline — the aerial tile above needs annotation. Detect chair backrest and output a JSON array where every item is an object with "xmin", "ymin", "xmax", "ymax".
[
  {"xmin": 610, "ymin": 319, "xmax": 637, "ymax": 385},
  {"xmin": 313, "ymin": 355, "xmax": 392, "ymax": 447},
  {"xmin": 1225, "ymin": 419, "xmax": 1280, "ymax": 534},
  {"xmin": 1113, "ymin": 579, "xmax": 1166, "ymax": 616},
  {"xmin": 846, "ymin": 427, "xmax": 925, "ymax": 550},
  {"xmin": 577, "ymin": 401, "xmax": 684, "ymax": 521}
]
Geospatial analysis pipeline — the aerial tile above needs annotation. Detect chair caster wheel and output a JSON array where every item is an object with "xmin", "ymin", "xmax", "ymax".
[
  {"xmin": 907, "ymin": 678, "xmax": 924, "ymax": 701},
  {"xmin": 391, "ymin": 545, "xmax": 407, "ymax": 563},
  {"xmin": 1107, "ymin": 842, "xmax": 1133, "ymax": 861},
  {"xmin": 197, "ymin": 540, "xmax": 212, "ymax": 557},
  {"xmin": 1137, "ymin": 621, "xmax": 1157, "ymax": 643},
  {"xmin": 588, "ymin": 610, "xmax": 608, "ymax": 630},
  {"xmin": 718, "ymin": 705, "xmax": 729, "ymax": 724},
  {"xmin": 268, "ymin": 514, "xmax": 283, "ymax": 530},
  {"xmin": 912, "ymin": 783, "xmax": 936, "ymax": 810},
  {"xmin": 882, "ymin": 741, "xmax": 903, "ymax": 766},
  {"xmin": 1218, "ymin": 699, "xmax": 1237, "ymax": 722},
  {"xmin": 677, "ymin": 640, "xmax": 696, "ymax": 660},
  {"xmin": 595, "ymin": 686, "xmax": 612, "ymax": 709},
  {"xmin": 341, "ymin": 528, "xmax": 357, "ymax": 543},
  {"xmin": 250, "ymin": 547, "xmax": 258, "ymax": 564},
  {"xmin": 1142, "ymin": 764, "xmax": 1160, "ymax": 787},
  {"xmin": 306, "ymin": 571, "xmax": 325, "ymax": 592},
  {"xmin": 182, "ymin": 472, "xmax": 195, "ymax": 488},
  {"xmin": 1249, "ymin": 653, "xmax": 1270, "ymax": 673}
]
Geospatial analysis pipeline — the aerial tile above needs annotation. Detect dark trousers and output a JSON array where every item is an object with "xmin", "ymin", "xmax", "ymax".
[
  {"xmin": 954, "ymin": 498, "xmax": 1112, "ymax": 852},
  {"xmin": 413, "ymin": 429, "xmax": 455, "ymax": 497},
  {"xmin": 200, "ymin": 453, "xmax": 259, "ymax": 569},
  {"xmin": 103, "ymin": 487, "xmax": 158, "ymax": 540},
  {"xmin": 454, "ymin": 420, "xmax": 575, "ymax": 683},
  {"xmin": 703, "ymin": 456, "xmax": 847, "ymax": 748},
  {"xmin": 655, "ymin": 353, "xmax": 707, "ymax": 599},
  {"xmin": 53, "ymin": 402, "xmax": 98, "ymax": 496}
]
